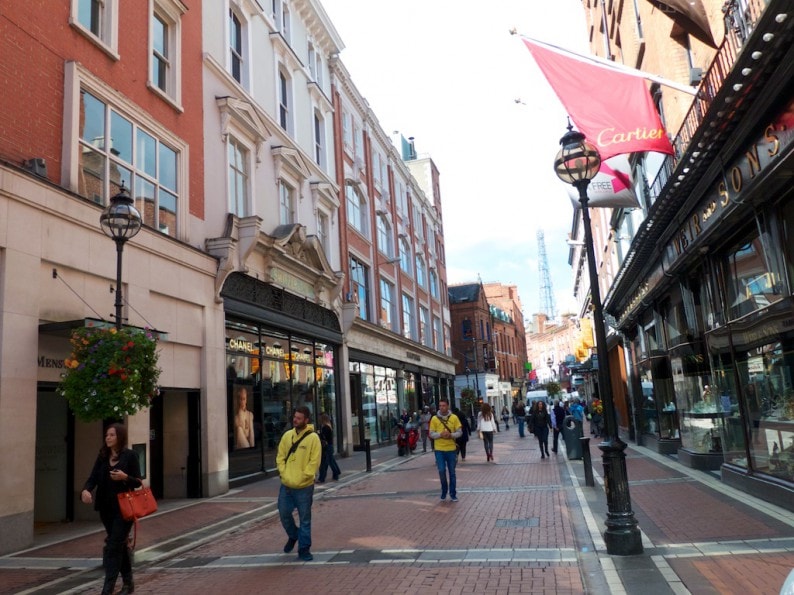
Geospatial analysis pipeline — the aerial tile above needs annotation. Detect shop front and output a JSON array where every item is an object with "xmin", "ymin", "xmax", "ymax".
[
  {"xmin": 347, "ymin": 348, "xmax": 454, "ymax": 449},
  {"xmin": 222, "ymin": 273, "xmax": 342, "ymax": 483},
  {"xmin": 615, "ymin": 92, "xmax": 794, "ymax": 508}
]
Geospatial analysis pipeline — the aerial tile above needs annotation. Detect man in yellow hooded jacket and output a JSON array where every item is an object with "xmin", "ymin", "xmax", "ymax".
[
  {"xmin": 429, "ymin": 399, "xmax": 462, "ymax": 501},
  {"xmin": 277, "ymin": 406, "xmax": 321, "ymax": 561}
]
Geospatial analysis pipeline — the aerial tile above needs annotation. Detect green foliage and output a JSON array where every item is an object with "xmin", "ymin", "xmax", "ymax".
[
  {"xmin": 59, "ymin": 325, "xmax": 161, "ymax": 422},
  {"xmin": 545, "ymin": 381, "xmax": 562, "ymax": 397},
  {"xmin": 459, "ymin": 387, "xmax": 477, "ymax": 412}
]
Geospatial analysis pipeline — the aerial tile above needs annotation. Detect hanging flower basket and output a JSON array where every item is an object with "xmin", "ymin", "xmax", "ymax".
[{"xmin": 59, "ymin": 326, "xmax": 161, "ymax": 422}]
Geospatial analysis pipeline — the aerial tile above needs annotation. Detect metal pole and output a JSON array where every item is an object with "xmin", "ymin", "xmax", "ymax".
[
  {"xmin": 114, "ymin": 239, "xmax": 125, "ymax": 330},
  {"xmin": 576, "ymin": 180, "xmax": 643, "ymax": 555}
]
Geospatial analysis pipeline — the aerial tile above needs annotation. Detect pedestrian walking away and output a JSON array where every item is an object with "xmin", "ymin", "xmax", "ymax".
[
  {"xmin": 317, "ymin": 413, "xmax": 341, "ymax": 482},
  {"xmin": 419, "ymin": 406, "xmax": 432, "ymax": 452},
  {"xmin": 477, "ymin": 402, "xmax": 498, "ymax": 462},
  {"xmin": 277, "ymin": 405, "xmax": 322, "ymax": 561},
  {"xmin": 429, "ymin": 399, "xmax": 462, "ymax": 501},
  {"xmin": 80, "ymin": 423, "xmax": 142, "ymax": 595},
  {"xmin": 531, "ymin": 400, "xmax": 553, "ymax": 459},
  {"xmin": 453, "ymin": 406, "xmax": 470, "ymax": 462},
  {"xmin": 501, "ymin": 405, "xmax": 510, "ymax": 430},
  {"xmin": 551, "ymin": 399, "xmax": 566, "ymax": 454},
  {"xmin": 513, "ymin": 399, "xmax": 526, "ymax": 437}
]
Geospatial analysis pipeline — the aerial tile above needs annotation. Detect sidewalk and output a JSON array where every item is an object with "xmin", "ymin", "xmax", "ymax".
[{"xmin": 2, "ymin": 424, "xmax": 793, "ymax": 594}]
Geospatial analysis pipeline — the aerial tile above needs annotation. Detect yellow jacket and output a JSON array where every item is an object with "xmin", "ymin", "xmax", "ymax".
[
  {"xmin": 277, "ymin": 425, "xmax": 322, "ymax": 489},
  {"xmin": 429, "ymin": 413, "xmax": 462, "ymax": 452}
]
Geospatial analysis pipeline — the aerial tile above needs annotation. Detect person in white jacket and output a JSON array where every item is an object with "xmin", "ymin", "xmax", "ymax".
[{"xmin": 477, "ymin": 403, "xmax": 498, "ymax": 462}]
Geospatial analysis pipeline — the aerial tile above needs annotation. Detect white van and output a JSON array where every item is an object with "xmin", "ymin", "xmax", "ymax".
[{"xmin": 525, "ymin": 389, "xmax": 550, "ymax": 405}]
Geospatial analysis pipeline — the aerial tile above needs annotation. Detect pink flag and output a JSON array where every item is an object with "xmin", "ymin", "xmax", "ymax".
[{"xmin": 522, "ymin": 37, "xmax": 673, "ymax": 160}]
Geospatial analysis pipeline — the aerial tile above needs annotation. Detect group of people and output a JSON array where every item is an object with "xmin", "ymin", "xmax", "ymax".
[{"xmin": 81, "ymin": 394, "xmax": 595, "ymax": 586}]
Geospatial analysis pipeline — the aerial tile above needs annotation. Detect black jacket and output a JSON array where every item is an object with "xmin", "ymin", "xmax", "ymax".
[{"xmin": 84, "ymin": 449, "xmax": 142, "ymax": 514}]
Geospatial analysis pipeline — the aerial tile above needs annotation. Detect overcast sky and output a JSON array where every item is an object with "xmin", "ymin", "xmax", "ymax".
[{"xmin": 321, "ymin": 0, "xmax": 590, "ymax": 321}]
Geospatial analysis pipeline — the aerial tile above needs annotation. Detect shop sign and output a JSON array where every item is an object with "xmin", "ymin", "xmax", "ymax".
[
  {"xmin": 747, "ymin": 356, "xmax": 764, "ymax": 375},
  {"xmin": 270, "ymin": 267, "xmax": 315, "ymax": 300},
  {"xmin": 666, "ymin": 96, "xmax": 794, "ymax": 265}
]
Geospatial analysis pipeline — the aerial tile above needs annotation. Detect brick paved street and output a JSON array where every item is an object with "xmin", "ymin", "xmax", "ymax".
[{"xmin": 3, "ymin": 425, "xmax": 794, "ymax": 594}]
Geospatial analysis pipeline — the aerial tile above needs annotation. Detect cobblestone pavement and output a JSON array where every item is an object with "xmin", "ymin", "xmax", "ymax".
[{"xmin": 3, "ymin": 425, "xmax": 794, "ymax": 594}]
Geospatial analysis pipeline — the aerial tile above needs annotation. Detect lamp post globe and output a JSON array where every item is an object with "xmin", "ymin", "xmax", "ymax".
[
  {"xmin": 554, "ymin": 123, "xmax": 643, "ymax": 556},
  {"xmin": 100, "ymin": 184, "xmax": 142, "ymax": 329}
]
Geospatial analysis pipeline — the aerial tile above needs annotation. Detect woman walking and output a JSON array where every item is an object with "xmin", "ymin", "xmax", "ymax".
[
  {"xmin": 317, "ymin": 413, "xmax": 341, "ymax": 482},
  {"xmin": 81, "ymin": 423, "xmax": 142, "ymax": 595},
  {"xmin": 477, "ymin": 403, "xmax": 498, "ymax": 462},
  {"xmin": 531, "ymin": 401, "xmax": 553, "ymax": 459},
  {"xmin": 453, "ymin": 406, "xmax": 470, "ymax": 461}
]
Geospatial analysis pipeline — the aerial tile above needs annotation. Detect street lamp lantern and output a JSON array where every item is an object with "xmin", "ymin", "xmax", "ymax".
[
  {"xmin": 554, "ymin": 123, "xmax": 643, "ymax": 556},
  {"xmin": 100, "ymin": 184, "xmax": 142, "ymax": 329}
]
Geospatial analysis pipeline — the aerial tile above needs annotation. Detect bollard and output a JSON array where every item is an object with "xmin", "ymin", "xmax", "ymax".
[
  {"xmin": 364, "ymin": 438, "xmax": 372, "ymax": 472},
  {"xmin": 580, "ymin": 437, "xmax": 594, "ymax": 487}
]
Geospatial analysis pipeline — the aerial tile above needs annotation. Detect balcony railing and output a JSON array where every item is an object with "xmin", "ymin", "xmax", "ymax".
[{"xmin": 649, "ymin": 0, "xmax": 768, "ymax": 202}]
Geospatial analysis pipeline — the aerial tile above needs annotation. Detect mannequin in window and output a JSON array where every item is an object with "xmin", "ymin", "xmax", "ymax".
[{"xmin": 235, "ymin": 387, "xmax": 255, "ymax": 448}]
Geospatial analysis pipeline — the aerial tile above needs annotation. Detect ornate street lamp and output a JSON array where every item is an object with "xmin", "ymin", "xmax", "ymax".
[
  {"xmin": 554, "ymin": 123, "xmax": 643, "ymax": 555},
  {"xmin": 100, "ymin": 184, "xmax": 142, "ymax": 330}
]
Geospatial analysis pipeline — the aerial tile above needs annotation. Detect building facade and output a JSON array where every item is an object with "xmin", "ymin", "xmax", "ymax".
[
  {"xmin": 0, "ymin": 0, "xmax": 219, "ymax": 553},
  {"xmin": 332, "ymin": 62, "xmax": 455, "ymax": 448},
  {"xmin": 579, "ymin": 0, "xmax": 794, "ymax": 509},
  {"xmin": 0, "ymin": 0, "xmax": 456, "ymax": 553}
]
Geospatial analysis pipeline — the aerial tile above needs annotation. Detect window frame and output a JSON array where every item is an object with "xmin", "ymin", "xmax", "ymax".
[
  {"xmin": 63, "ymin": 63, "xmax": 187, "ymax": 240},
  {"xmin": 402, "ymin": 293, "xmax": 416, "ymax": 341},
  {"xmin": 70, "ymin": 0, "xmax": 120, "ymax": 58},
  {"xmin": 376, "ymin": 214, "xmax": 392, "ymax": 258},
  {"xmin": 148, "ymin": 0, "xmax": 185, "ymax": 109},
  {"xmin": 228, "ymin": 136, "xmax": 251, "ymax": 218},
  {"xmin": 346, "ymin": 184, "xmax": 368, "ymax": 237},
  {"xmin": 380, "ymin": 278, "xmax": 397, "ymax": 331},
  {"xmin": 278, "ymin": 179, "xmax": 295, "ymax": 225},
  {"xmin": 278, "ymin": 67, "xmax": 293, "ymax": 134},
  {"xmin": 228, "ymin": 6, "xmax": 248, "ymax": 88},
  {"xmin": 350, "ymin": 256, "xmax": 371, "ymax": 321}
]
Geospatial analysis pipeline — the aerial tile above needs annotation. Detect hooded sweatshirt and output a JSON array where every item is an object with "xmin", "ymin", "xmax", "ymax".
[
  {"xmin": 277, "ymin": 424, "xmax": 321, "ymax": 489},
  {"xmin": 429, "ymin": 411, "xmax": 462, "ymax": 452}
]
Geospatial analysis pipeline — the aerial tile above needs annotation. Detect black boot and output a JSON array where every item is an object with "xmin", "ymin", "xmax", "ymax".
[{"xmin": 119, "ymin": 578, "xmax": 135, "ymax": 594}]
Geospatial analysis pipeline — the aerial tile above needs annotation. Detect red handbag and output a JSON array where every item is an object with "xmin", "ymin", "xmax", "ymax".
[{"xmin": 117, "ymin": 486, "xmax": 158, "ymax": 522}]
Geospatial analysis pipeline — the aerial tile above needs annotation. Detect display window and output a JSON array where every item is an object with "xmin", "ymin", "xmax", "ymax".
[
  {"xmin": 729, "ymin": 319, "xmax": 794, "ymax": 482},
  {"xmin": 226, "ymin": 320, "xmax": 338, "ymax": 479}
]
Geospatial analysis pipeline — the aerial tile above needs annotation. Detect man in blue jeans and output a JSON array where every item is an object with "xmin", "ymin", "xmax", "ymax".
[
  {"xmin": 277, "ymin": 406, "xmax": 321, "ymax": 561},
  {"xmin": 429, "ymin": 399, "xmax": 462, "ymax": 501}
]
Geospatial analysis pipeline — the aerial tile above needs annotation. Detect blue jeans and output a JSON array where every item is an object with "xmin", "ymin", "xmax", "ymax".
[
  {"xmin": 517, "ymin": 416, "xmax": 525, "ymax": 437},
  {"xmin": 278, "ymin": 484, "xmax": 314, "ymax": 552},
  {"xmin": 434, "ymin": 449, "xmax": 457, "ymax": 498},
  {"xmin": 319, "ymin": 443, "xmax": 340, "ymax": 481}
]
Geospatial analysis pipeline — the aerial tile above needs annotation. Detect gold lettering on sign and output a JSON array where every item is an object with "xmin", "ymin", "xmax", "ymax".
[
  {"xmin": 745, "ymin": 144, "xmax": 761, "ymax": 179},
  {"xmin": 731, "ymin": 166, "xmax": 743, "ymax": 193},
  {"xmin": 691, "ymin": 212, "xmax": 702, "ymax": 235},
  {"xmin": 718, "ymin": 181, "xmax": 730, "ymax": 207},
  {"xmin": 765, "ymin": 125, "xmax": 781, "ymax": 157}
]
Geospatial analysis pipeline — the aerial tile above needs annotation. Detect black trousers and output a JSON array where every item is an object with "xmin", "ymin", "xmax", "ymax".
[{"xmin": 100, "ymin": 508, "xmax": 134, "ymax": 587}]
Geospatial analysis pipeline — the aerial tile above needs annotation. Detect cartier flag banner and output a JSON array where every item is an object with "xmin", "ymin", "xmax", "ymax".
[{"xmin": 521, "ymin": 37, "xmax": 674, "ymax": 160}]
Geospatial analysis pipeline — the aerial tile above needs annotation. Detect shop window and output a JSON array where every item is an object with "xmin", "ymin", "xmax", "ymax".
[
  {"xmin": 723, "ymin": 221, "xmax": 784, "ymax": 320},
  {"xmin": 730, "ymin": 334, "xmax": 794, "ymax": 483}
]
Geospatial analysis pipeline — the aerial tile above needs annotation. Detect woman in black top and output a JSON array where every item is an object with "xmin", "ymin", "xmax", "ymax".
[
  {"xmin": 317, "ymin": 413, "xmax": 341, "ymax": 482},
  {"xmin": 81, "ymin": 423, "xmax": 142, "ymax": 595},
  {"xmin": 531, "ymin": 401, "xmax": 553, "ymax": 459}
]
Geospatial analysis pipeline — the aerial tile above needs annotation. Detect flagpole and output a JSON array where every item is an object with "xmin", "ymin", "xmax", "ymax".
[{"xmin": 514, "ymin": 32, "xmax": 698, "ymax": 96}]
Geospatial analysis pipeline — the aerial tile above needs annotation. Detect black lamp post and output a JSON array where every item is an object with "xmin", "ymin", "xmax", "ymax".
[
  {"xmin": 554, "ymin": 123, "xmax": 643, "ymax": 555},
  {"xmin": 100, "ymin": 184, "xmax": 142, "ymax": 330}
]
